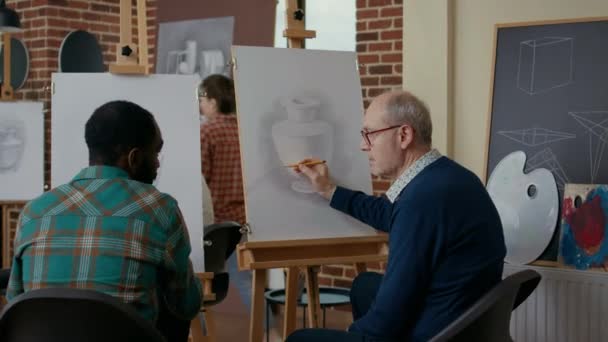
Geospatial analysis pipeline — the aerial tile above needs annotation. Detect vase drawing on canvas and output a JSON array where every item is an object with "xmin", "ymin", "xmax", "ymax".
[
  {"xmin": 272, "ymin": 95, "xmax": 333, "ymax": 193},
  {"xmin": 0, "ymin": 119, "xmax": 25, "ymax": 173}
]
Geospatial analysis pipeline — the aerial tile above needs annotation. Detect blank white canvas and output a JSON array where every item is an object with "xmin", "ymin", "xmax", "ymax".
[
  {"xmin": 0, "ymin": 102, "xmax": 44, "ymax": 201},
  {"xmin": 232, "ymin": 46, "xmax": 376, "ymax": 242},
  {"xmin": 51, "ymin": 73, "xmax": 205, "ymax": 271}
]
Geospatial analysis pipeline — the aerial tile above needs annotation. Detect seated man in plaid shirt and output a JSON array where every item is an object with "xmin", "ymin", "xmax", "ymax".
[{"xmin": 7, "ymin": 100, "xmax": 202, "ymax": 341}]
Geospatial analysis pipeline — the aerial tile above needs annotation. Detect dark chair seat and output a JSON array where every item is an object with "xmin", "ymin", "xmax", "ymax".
[{"xmin": 0, "ymin": 287, "xmax": 165, "ymax": 342}]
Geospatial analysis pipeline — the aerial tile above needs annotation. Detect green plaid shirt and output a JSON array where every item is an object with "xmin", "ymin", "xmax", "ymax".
[{"xmin": 7, "ymin": 166, "xmax": 202, "ymax": 322}]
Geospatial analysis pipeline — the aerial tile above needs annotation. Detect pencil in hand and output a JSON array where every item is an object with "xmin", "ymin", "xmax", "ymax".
[{"xmin": 284, "ymin": 159, "xmax": 326, "ymax": 169}]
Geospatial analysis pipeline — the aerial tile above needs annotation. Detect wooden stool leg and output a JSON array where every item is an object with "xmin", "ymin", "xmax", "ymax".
[
  {"xmin": 283, "ymin": 267, "xmax": 299, "ymax": 339},
  {"xmin": 250, "ymin": 269, "xmax": 267, "ymax": 342},
  {"xmin": 304, "ymin": 267, "xmax": 321, "ymax": 328}
]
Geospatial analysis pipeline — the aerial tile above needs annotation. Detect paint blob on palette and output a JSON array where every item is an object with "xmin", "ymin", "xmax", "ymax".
[{"xmin": 559, "ymin": 184, "xmax": 608, "ymax": 270}]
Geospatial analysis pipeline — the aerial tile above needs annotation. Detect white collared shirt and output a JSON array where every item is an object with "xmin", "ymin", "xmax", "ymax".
[{"xmin": 385, "ymin": 149, "xmax": 443, "ymax": 203}]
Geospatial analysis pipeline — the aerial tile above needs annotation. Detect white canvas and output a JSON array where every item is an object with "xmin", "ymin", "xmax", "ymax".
[
  {"xmin": 232, "ymin": 46, "xmax": 376, "ymax": 241},
  {"xmin": 0, "ymin": 102, "xmax": 44, "ymax": 201},
  {"xmin": 51, "ymin": 73, "xmax": 205, "ymax": 271},
  {"xmin": 156, "ymin": 17, "xmax": 234, "ymax": 80}
]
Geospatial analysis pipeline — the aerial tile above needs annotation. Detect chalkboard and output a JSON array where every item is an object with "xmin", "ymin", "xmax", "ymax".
[{"xmin": 486, "ymin": 17, "xmax": 608, "ymax": 262}]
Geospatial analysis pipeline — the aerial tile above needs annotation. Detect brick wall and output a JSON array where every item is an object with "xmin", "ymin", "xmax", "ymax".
[
  {"xmin": 318, "ymin": 0, "xmax": 403, "ymax": 289},
  {"xmin": 1, "ymin": 0, "xmax": 157, "ymax": 264}
]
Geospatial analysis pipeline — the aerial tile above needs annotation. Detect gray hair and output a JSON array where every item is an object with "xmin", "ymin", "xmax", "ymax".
[{"xmin": 384, "ymin": 91, "xmax": 432, "ymax": 146}]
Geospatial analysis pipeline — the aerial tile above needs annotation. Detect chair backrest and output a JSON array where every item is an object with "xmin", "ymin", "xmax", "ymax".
[
  {"xmin": 0, "ymin": 287, "xmax": 165, "ymax": 342},
  {"xmin": 429, "ymin": 269, "xmax": 541, "ymax": 342},
  {"xmin": 203, "ymin": 221, "xmax": 242, "ymax": 273}
]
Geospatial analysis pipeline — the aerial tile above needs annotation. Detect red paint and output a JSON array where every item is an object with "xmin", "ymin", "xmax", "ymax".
[{"xmin": 565, "ymin": 195, "xmax": 605, "ymax": 255}]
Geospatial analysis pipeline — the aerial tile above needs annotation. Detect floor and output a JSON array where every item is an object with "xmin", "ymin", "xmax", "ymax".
[{"xmin": 205, "ymin": 282, "xmax": 352, "ymax": 341}]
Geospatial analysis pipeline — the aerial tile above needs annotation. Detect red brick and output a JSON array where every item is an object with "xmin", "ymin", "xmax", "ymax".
[
  {"xmin": 16, "ymin": 1, "xmax": 33, "ymax": 10},
  {"xmin": 361, "ymin": 76, "xmax": 379, "ymax": 86},
  {"xmin": 394, "ymin": 65, "xmax": 403, "ymax": 74},
  {"xmin": 368, "ymin": 88, "xmax": 390, "ymax": 97},
  {"xmin": 395, "ymin": 41, "xmax": 402, "ymax": 50},
  {"xmin": 91, "ymin": 3, "xmax": 111, "ymax": 12},
  {"xmin": 83, "ymin": 12, "xmax": 100, "ymax": 21},
  {"xmin": 356, "ymin": 43, "xmax": 367, "ymax": 53},
  {"xmin": 68, "ymin": 0, "xmax": 89, "ymax": 9},
  {"xmin": 381, "ymin": 6, "xmax": 402, "ymax": 17},
  {"xmin": 369, "ymin": 0, "xmax": 393, "ymax": 7},
  {"xmin": 356, "ymin": 21, "xmax": 366, "ymax": 31},
  {"xmin": 368, "ymin": 19, "xmax": 392, "ymax": 30},
  {"xmin": 369, "ymin": 64, "xmax": 393, "ymax": 75},
  {"xmin": 369, "ymin": 42, "xmax": 392, "ymax": 51},
  {"xmin": 333, "ymin": 279, "xmax": 353, "ymax": 289},
  {"xmin": 394, "ymin": 17, "xmax": 403, "ymax": 28},
  {"xmin": 49, "ymin": 0, "xmax": 69, "ymax": 6},
  {"xmin": 381, "ymin": 53, "xmax": 402, "ymax": 63},
  {"xmin": 345, "ymin": 268, "xmax": 357, "ymax": 278},
  {"xmin": 358, "ymin": 54, "xmax": 379, "ymax": 64},
  {"xmin": 356, "ymin": 9, "xmax": 378, "ymax": 20},
  {"xmin": 358, "ymin": 65, "xmax": 367, "ymax": 76},
  {"xmin": 321, "ymin": 266, "xmax": 344, "ymax": 277},
  {"xmin": 318, "ymin": 277, "xmax": 332, "ymax": 286},
  {"xmin": 59, "ymin": 9, "xmax": 81, "ymax": 19},
  {"xmin": 356, "ymin": 0, "xmax": 366, "ymax": 8},
  {"xmin": 381, "ymin": 30, "xmax": 402, "ymax": 40},
  {"xmin": 47, "ymin": 18, "xmax": 68, "ymax": 28},
  {"xmin": 356, "ymin": 32, "xmax": 378, "ymax": 42}
]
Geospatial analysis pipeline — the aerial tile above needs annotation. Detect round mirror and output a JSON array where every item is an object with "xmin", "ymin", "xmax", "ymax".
[
  {"xmin": 0, "ymin": 37, "xmax": 29, "ymax": 89},
  {"xmin": 59, "ymin": 30, "xmax": 105, "ymax": 73}
]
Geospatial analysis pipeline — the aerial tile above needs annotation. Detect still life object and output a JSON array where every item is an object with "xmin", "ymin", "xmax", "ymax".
[{"xmin": 0, "ymin": 119, "xmax": 25, "ymax": 173}]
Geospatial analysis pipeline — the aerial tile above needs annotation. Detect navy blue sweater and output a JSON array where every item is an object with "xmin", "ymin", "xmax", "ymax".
[{"xmin": 331, "ymin": 157, "xmax": 506, "ymax": 341}]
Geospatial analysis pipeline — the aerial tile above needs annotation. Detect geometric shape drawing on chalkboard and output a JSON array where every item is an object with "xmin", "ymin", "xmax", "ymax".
[
  {"xmin": 517, "ymin": 37, "xmax": 574, "ymax": 95},
  {"xmin": 0, "ymin": 37, "xmax": 29, "ymax": 90},
  {"xmin": 58, "ymin": 30, "xmax": 105, "ymax": 73},
  {"xmin": 0, "ymin": 118, "xmax": 25, "ymax": 173},
  {"xmin": 524, "ymin": 147, "xmax": 570, "ymax": 191},
  {"xmin": 498, "ymin": 127, "xmax": 576, "ymax": 147},
  {"xmin": 569, "ymin": 111, "xmax": 608, "ymax": 183}
]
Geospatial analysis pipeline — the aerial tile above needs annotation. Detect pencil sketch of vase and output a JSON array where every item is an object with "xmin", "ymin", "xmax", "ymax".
[
  {"xmin": 272, "ymin": 96, "xmax": 333, "ymax": 193},
  {"xmin": 0, "ymin": 119, "xmax": 25, "ymax": 173}
]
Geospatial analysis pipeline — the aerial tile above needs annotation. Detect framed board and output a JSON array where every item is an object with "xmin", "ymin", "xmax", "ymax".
[
  {"xmin": 51, "ymin": 73, "xmax": 206, "ymax": 271},
  {"xmin": 0, "ymin": 102, "xmax": 44, "ymax": 201},
  {"xmin": 232, "ymin": 46, "xmax": 377, "ymax": 242},
  {"xmin": 486, "ymin": 17, "xmax": 608, "ymax": 262}
]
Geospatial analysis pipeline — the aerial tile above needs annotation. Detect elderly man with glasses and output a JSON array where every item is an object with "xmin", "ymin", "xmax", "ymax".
[{"xmin": 289, "ymin": 90, "xmax": 506, "ymax": 342}]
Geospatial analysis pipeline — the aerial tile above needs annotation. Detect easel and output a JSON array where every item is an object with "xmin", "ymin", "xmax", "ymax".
[
  {"xmin": 236, "ymin": 2, "xmax": 389, "ymax": 341},
  {"xmin": 1, "ymin": 32, "xmax": 13, "ymax": 100},
  {"xmin": 108, "ymin": 2, "xmax": 214, "ymax": 341},
  {"xmin": 108, "ymin": 0, "xmax": 149, "ymax": 75}
]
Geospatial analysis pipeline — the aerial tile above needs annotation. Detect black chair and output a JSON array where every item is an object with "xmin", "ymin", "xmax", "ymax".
[
  {"xmin": 429, "ymin": 269, "xmax": 542, "ymax": 342},
  {"xmin": 202, "ymin": 221, "xmax": 242, "ymax": 306},
  {"xmin": 0, "ymin": 287, "xmax": 165, "ymax": 342}
]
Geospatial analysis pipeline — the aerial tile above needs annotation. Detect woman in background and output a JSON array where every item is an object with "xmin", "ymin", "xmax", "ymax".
[{"xmin": 199, "ymin": 74, "xmax": 250, "ymax": 310}]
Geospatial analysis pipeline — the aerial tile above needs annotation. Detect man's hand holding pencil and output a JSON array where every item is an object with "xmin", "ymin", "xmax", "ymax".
[{"xmin": 291, "ymin": 158, "xmax": 337, "ymax": 200}]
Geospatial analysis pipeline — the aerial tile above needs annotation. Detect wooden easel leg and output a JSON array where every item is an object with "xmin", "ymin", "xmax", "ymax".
[
  {"xmin": 304, "ymin": 267, "xmax": 321, "ymax": 328},
  {"xmin": 250, "ymin": 269, "xmax": 267, "ymax": 342},
  {"xmin": 283, "ymin": 267, "xmax": 299, "ymax": 339}
]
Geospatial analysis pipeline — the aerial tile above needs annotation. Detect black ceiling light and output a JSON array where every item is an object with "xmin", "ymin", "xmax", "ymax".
[{"xmin": 0, "ymin": 0, "xmax": 21, "ymax": 32}]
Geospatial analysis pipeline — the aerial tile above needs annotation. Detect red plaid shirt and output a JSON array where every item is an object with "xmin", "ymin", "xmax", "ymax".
[{"xmin": 200, "ymin": 115, "xmax": 245, "ymax": 224}]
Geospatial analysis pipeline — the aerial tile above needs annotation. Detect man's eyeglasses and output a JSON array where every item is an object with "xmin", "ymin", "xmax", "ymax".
[{"xmin": 360, "ymin": 125, "xmax": 402, "ymax": 147}]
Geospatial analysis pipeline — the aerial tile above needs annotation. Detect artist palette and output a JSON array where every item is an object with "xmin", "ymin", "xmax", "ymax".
[{"xmin": 487, "ymin": 151, "xmax": 559, "ymax": 265}]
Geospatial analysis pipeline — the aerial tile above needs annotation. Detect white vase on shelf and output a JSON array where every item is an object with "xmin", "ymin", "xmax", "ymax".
[{"xmin": 272, "ymin": 96, "xmax": 333, "ymax": 193}]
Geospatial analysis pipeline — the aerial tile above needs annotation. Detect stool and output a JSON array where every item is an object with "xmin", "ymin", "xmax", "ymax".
[{"xmin": 264, "ymin": 287, "xmax": 350, "ymax": 342}]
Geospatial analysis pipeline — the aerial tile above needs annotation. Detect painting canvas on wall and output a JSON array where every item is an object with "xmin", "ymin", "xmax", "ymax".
[
  {"xmin": 50, "ymin": 73, "xmax": 205, "ymax": 272},
  {"xmin": 559, "ymin": 183, "xmax": 608, "ymax": 271},
  {"xmin": 156, "ymin": 17, "xmax": 234, "ymax": 80},
  {"xmin": 0, "ymin": 102, "xmax": 44, "ymax": 201},
  {"xmin": 232, "ymin": 46, "xmax": 376, "ymax": 242}
]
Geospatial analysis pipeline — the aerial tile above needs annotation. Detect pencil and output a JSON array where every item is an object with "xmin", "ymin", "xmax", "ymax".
[{"xmin": 284, "ymin": 160, "xmax": 326, "ymax": 168}]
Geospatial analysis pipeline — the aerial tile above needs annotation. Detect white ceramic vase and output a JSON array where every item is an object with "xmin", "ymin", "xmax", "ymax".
[{"xmin": 272, "ymin": 96, "xmax": 333, "ymax": 193}]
